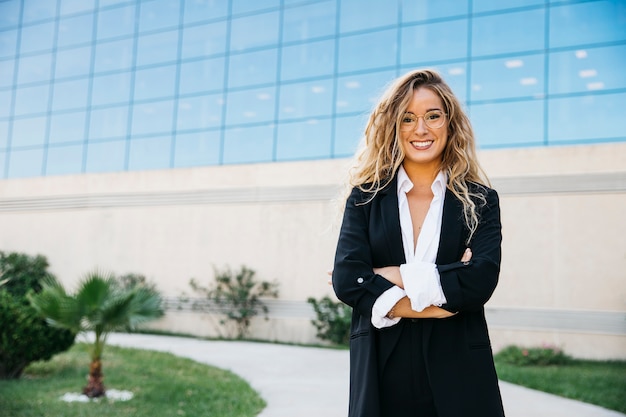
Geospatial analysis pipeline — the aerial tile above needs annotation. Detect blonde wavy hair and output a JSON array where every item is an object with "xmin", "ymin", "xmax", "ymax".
[{"xmin": 349, "ymin": 68, "xmax": 490, "ymax": 243}]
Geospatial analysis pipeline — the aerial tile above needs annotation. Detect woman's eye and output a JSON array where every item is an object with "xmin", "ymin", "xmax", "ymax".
[
  {"xmin": 402, "ymin": 116, "xmax": 415, "ymax": 123},
  {"xmin": 426, "ymin": 112, "xmax": 441, "ymax": 121}
]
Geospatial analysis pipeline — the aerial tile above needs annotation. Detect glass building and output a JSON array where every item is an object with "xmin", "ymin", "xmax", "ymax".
[{"xmin": 0, "ymin": 0, "xmax": 625, "ymax": 179}]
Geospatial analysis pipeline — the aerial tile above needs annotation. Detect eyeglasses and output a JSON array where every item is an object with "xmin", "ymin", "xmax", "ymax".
[{"xmin": 399, "ymin": 110, "xmax": 447, "ymax": 131}]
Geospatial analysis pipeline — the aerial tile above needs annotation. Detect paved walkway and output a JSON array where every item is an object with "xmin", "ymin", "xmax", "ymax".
[{"xmin": 100, "ymin": 333, "xmax": 624, "ymax": 417}]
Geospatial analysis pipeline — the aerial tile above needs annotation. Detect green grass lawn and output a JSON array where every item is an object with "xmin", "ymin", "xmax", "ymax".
[
  {"xmin": 0, "ymin": 343, "xmax": 265, "ymax": 417},
  {"xmin": 495, "ymin": 359, "xmax": 626, "ymax": 413}
]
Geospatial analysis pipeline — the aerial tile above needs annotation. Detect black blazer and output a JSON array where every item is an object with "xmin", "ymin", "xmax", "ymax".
[{"xmin": 333, "ymin": 174, "xmax": 505, "ymax": 417}]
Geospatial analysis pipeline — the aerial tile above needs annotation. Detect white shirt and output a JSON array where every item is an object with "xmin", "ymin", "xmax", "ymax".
[{"xmin": 371, "ymin": 167, "xmax": 448, "ymax": 329}]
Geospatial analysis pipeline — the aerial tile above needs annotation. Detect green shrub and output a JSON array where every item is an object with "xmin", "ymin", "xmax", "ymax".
[
  {"xmin": 190, "ymin": 265, "xmax": 279, "ymax": 339},
  {"xmin": 495, "ymin": 344, "xmax": 572, "ymax": 366},
  {"xmin": 307, "ymin": 296, "xmax": 351, "ymax": 346},
  {"xmin": 0, "ymin": 251, "xmax": 75, "ymax": 379}
]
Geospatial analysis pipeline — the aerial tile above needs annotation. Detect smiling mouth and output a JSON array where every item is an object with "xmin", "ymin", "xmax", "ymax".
[{"xmin": 410, "ymin": 140, "xmax": 433, "ymax": 150}]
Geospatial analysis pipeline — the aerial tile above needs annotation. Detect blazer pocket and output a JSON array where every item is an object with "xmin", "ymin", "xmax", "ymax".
[
  {"xmin": 350, "ymin": 329, "xmax": 369, "ymax": 340},
  {"xmin": 469, "ymin": 341, "xmax": 491, "ymax": 350}
]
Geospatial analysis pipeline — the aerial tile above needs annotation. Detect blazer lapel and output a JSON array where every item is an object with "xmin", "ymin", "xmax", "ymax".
[
  {"xmin": 378, "ymin": 175, "xmax": 406, "ymax": 265},
  {"xmin": 436, "ymin": 188, "xmax": 464, "ymax": 265}
]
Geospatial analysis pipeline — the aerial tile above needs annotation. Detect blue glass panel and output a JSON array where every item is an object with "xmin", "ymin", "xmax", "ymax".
[
  {"xmin": 472, "ymin": 0, "xmax": 543, "ymax": 13},
  {"xmin": 401, "ymin": 19, "xmax": 467, "ymax": 65},
  {"xmin": 549, "ymin": 45, "xmax": 626, "ymax": 95},
  {"xmin": 470, "ymin": 99, "xmax": 544, "ymax": 147},
  {"xmin": 225, "ymin": 86, "xmax": 276, "ymax": 125},
  {"xmin": 179, "ymin": 57, "xmax": 225, "ymax": 94},
  {"xmin": 472, "ymin": 9, "xmax": 544, "ymax": 57},
  {"xmin": 279, "ymin": 79, "xmax": 333, "ymax": 120},
  {"xmin": 16, "ymin": 53, "xmax": 52, "ymax": 84},
  {"xmin": 401, "ymin": 0, "xmax": 468, "ymax": 22},
  {"xmin": 338, "ymin": 29, "xmax": 397, "ymax": 73},
  {"xmin": 0, "ymin": 60, "xmax": 14, "ymax": 88},
  {"xmin": 0, "ymin": 1, "xmax": 21, "ymax": 29},
  {"xmin": 427, "ymin": 63, "xmax": 468, "ymax": 103},
  {"xmin": 60, "ymin": 0, "xmax": 95, "ymax": 15},
  {"xmin": 335, "ymin": 70, "xmax": 395, "ymax": 115},
  {"xmin": 128, "ymin": 135, "xmax": 172, "ymax": 170},
  {"xmin": 45, "ymin": 143, "xmax": 84, "ymax": 175},
  {"xmin": 0, "ymin": 121, "xmax": 8, "ymax": 148},
  {"xmin": 471, "ymin": 54, "xmax": 544, "ymax": 101},
  {"xmin": 52, "ymin": 78, "xmax": 89, "ymax": 111},
  {"xmin": 91, "ymin": 72, "xmax": 132, "ymax": 106},
  {"xmin": 54, "ymin": 46, "xmax": 92, "ymax": 79},
  {"xmin": 333, "ymin": 113, "xmax": 368, "ymax": 157},
  {"xmin": 183, "ymin": 0, "xmax": 228, "ymax": 24},
  {"xmin": 136, "ymin": 29, "xmax": 179, "ymax": 66},
  {"xmin": 280, "ymin": 39, "xmax": 334, "ymax": 81},
  {"xmin": 14, "ymin": 85, "xmax": 50, "ymax": 116},
  {"xmin": 99, "ymin": 0, "xmax": 134, "ymax": 7},
  {"xmin": 282, "ymin": 1, "xmax": 336, "ymax": 42},
  {"xmin": 49, "ymin": 111, "xmax": 86, "ymax": 144},
  {"xmin": 20, "ymin": 22, "xmax": 55, "ymax": 54},
  {"xmin": 0, "ymin": 29, "xmax": 18, "ymax": 58},
  {"xmin": 229, "ymin": 11, "xmax": 279, "ymax": 51},
  {"xmin": 232, "ymin": 0, "xmax": 279, "ymax": 15},
  {"xmin": 276, "ymin": 118, "xmax": 332, "ymax": 160},
  {"xmin": 0, "ymin": 151, "xmax": 4, "ymax": 177},
  {"xmin": 57, "ymin": 14, "xmax": 93, "ymax": 48},
  {"xmin": 85, "ymin": 139, "xmax": 127, "ymax": 172},
  {"xmin": 97, "ymin": 5, "xmax": 136, "ymax": 40},
  {"xmin": 0, "ymin": 90, "xmax": 11, "ymax": 117},
  {"xmin": 7, "ymin": 147, "xmax": 44, "ymax": 178},
  {"xmin": 173, "ymin": 130, "xmax": 220, "ymax": 167},
  {"xmin": 180, "ymin": 21, "xmax": 227, "ymax": 59},
  {"xmin": 133, "ymin": 64, "xmax": 177, "ymax": 100},
  {"xmin": 177, "ymin": 93, "xmax": 224, "ymax": 130},
  {"xmin": 89, "ymin": 105, "xmax": 128, "ymax": 140},
  {"xmin": 131, "ymin": 99, "xmax": 175, "ymax": 135},
  {"xmin": 22, "ymin": 1, "xmax": 57, "ymax": 23},
  {"xmin": 550, "ymin": 1, "xmax": 626, "ymax": 48},
  {"xmin": 94, "ymin": 38, "xmax": 134, "ymax": 72},
  {"xmin": 548, "ymin": 92, "xmax": 626, "ymax": 143},
  {"xmin": 222, "ymin": 124, "xmax": 274, "ymax": 164},
  {"xmin": 11, "ymin": 116, "xmax": 47, "ymax": 147},
  {"xmin": 228, "ymin": 48, "xmax": 277, "ymax": 88},
  {"xmin": 138, "ymin": 0, "xmax": 180, "ymax": 33},
  {"xmin": 340, "ymin": 0, "xmax": 397, "ymax": 33}
]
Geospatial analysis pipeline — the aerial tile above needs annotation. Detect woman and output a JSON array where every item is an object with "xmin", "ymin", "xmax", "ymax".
[{"xmin": 332, "ymin": 69, "xmax": 505, "ymax": 417}]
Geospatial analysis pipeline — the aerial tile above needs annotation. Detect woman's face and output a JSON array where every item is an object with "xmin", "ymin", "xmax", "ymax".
[{"xmin": 399, "ymin": 87, "xmax": 448, "ymax": 172}]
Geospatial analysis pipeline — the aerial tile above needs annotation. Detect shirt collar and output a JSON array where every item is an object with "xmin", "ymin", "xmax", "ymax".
[{"xmin": 397, "ymin": 166, "xmax": 448, "ymax": 198}]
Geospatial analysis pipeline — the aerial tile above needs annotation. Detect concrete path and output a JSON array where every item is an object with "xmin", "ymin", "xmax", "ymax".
[{"xmin": 99, "ymin": 333, "xmax": 625, "ymax": 417}]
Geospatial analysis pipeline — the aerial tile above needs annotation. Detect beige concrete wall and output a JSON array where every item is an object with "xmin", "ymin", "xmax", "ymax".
[{"xmin": 1, "ymin": 143, "xmax": 624, "ymax": 358}]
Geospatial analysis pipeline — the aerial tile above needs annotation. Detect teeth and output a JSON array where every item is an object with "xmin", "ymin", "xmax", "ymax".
[{"xmin": 411, "ymin": 141, "xmax": 433, "ymax": 147}]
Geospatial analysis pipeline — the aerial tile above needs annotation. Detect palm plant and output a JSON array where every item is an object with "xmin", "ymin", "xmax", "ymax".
[{"xmin": 28, "ymin": 271, "xmax": 164, "ymax": 398}]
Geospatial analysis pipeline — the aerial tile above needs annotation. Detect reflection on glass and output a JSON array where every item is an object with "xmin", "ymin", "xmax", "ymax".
[
  {"xmin": 470, "ymin": 100, "xmax": 544, "ymax": 147},
  {"xmin": 131, "ymin": 100, "xmax": 175, "ymax": 136},
  {"xmin": 333, "ymin": 114, "xmax": 367, "ymax": 157},
  {"xmin": 280, "ymin": 39, "xmax": 334, "ymax": 81},
  {"xmin": 89, "ymin": 106, "xmax": 129, "ymax": 140},
  {"xmin": 276, "ymin": 118, "xmax": 332, "ymax": 160},
  {"xmin": 181, "ymin": 21, "xmax": 228, "ymax": 59},
  {"xmin": 230, "ymin": 11, "xmax": 280, "ymax": 51},
  {"xmin": 472, "ymin": 0, "xmax": 543, "ymax": 13},
  {"xmin": 97, "ymin": 5, "xmax": 137, "ymax": 40},
  {"xmin": 471, "ymin": 54, "xmax": 544, "ymax": 101},
  {"xmin": 45, "ymin": 143, "xmax": 84, "ymax": 176},
  {"xmin": 177, "ymin": 94, "xmax": 224, "ymax": 130},
  {"xmin": 133, "ymin": 64, "xmax": 177, "ymax": 101},
  {"xmin": 91, "ymin": 72, "xmax": 132, "ymax": 106},
  {"xmin": 335, "ymin": 70, "xmax": 395, "ymax": 115},
  {"xmin": 232, "ymin": 0, "xmax": 279, "ymax": 15},
  {"xmin": 225, "ymin": 86, "xmax": 276, "ymax": 125},
  {"xmin": 228, "ymin": 49, "xmax": 278, "ymax": 88},
  {"xmin": 279, "ymin": 79, "xmax": 333, "ymax": 120},
  {"xmin": 179, "ymin": 57, "xmax": 225, "ymax": 94},
  {"xmin": 94, "ymin": 38, "xmax": 134, "ymax": 73},
  {"xmin": 550, "ymin": 1, "xmax": 626, "ymax": 48},
  {"xmin": 183, "ymin": 0, "xmax": 229, "ymax": 24},
  {"xmin": 138, "ymin": 0, "xmax": 180, "ymax": 33},
  {"xmin": 136, "ymin": 30, "xmax": 179, "ymax": 66},
  {"xmin": 223, "ymin": 124, "xmax": 274, "ymax": 164},
  {"xmin": 549, "ymin": 45, "xmax": 626, "ymax": 95},
  {"xmin": 282, "ymin": 1, "xmax": 336, "ymax": 42},
  {"xmin": 402, "ymin": 0, "xmax": 468, "ymax": 22}
]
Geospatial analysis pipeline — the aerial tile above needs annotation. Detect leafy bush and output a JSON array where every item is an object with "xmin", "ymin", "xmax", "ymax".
[
  {"xmin": 0, "ymin": 251, "xmax": 75, "ymax": 379},
  {"xmin": 495, "ymin": 344, "xmax": 572, "ymax": 366},
  {"xmin": 189, "ymin": 265, "xmax": 279, "ymax": 339},
  {"xmin": 307, "ymin": 296, "xmax": 352, "ymax": 345}
]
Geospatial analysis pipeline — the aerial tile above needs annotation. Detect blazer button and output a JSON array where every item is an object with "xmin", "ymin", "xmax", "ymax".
[{"xmin": 357, "ymin": 277, "xmax": 364, "ymax": 284}]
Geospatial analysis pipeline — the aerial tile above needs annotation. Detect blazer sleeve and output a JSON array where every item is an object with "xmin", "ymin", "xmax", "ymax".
[
  {"xmin": 332, "ymin": 187, "xmax": 394, "ymax": 318},
  {"xmin": 439, "ymin": 188, "xmax": 502, "ymax": 312}
]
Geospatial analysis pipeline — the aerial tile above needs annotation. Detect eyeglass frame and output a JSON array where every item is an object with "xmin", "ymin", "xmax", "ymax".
[{"xmin": 399, "ymin": 110, "xmax": 448, "ymax": 131}]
